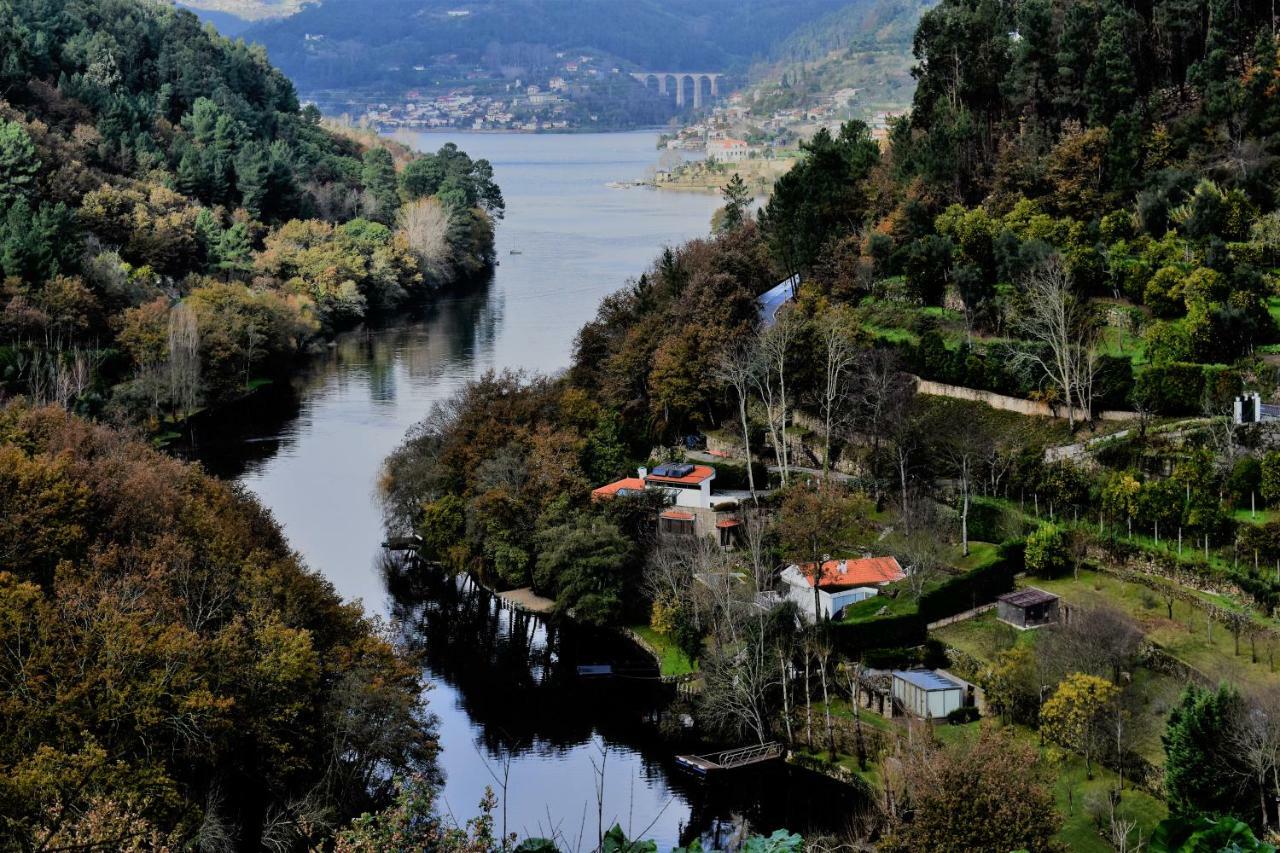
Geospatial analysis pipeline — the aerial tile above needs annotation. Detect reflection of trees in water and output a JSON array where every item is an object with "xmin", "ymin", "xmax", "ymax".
[
  {"xmin": 189, "ymin": 274, "xmax": 497, "ymax": 480},
  {"xmin": 379, "ymin": 553, "xmax": 862, "ymax": 848}
]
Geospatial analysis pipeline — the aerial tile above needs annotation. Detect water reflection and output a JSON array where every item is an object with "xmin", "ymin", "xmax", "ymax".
[
  {"xmin": 191, "ymin": 132, "xmax": 858, "ymax": 849},
  {"xmin": 381, "ymin": 553, "xmax": 862, "ymax": 849}
]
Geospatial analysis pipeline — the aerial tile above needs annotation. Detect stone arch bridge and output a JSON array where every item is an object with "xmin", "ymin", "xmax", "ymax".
[{"xmin": 629, "ymin": 72, "xmax": 723, "ymax": 108}]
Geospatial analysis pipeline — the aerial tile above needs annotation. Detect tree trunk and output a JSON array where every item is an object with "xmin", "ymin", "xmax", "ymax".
[
  {"xmin": 739, "ymin": 394, "xmax": 756, "ymax": 504},
  {"xmin": 819, "ymin": 657, "xmax": 834, "ymax": 759}
]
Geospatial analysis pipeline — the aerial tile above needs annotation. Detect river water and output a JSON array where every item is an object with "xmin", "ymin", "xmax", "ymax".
[{"xmin": 194, "ymin": 132, "xmax": 855, "ymax": 849}]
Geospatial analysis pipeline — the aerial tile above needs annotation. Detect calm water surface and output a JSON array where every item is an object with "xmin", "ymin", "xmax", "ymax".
[{"xmin": 195, "ymin": 132, "xmax": 853, "ymax": 848}]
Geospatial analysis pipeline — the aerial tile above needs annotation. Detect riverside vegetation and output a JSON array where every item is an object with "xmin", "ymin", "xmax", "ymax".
[
  {"xmin": 9, "ymin": 0, "xmax": 1280, "ymax": 849},
  {"xmin": 375, "ymin": 0, "xmax": 1280, "ymax": 848},
  {"xmin": 0, "ymin": 0, "xmax": 502, "ymax": 430}
]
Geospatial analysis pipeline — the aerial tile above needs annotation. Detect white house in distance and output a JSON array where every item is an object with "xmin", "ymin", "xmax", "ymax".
[
  {"xmin": 707, "ymin": 137, "xmax": 749, "ymax": 162},
  {"xmin": 892, "ymin": 670, "xmax": 966, "ymax": 719},
  {"xmin": 781, "ymin": 555, "xmax": 906, "ymax": 622}
]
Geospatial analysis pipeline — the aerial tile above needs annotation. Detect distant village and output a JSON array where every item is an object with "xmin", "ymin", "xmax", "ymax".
[{"xmin": 352, "ymin": 52, "xmax": 631, "ymax": 132}]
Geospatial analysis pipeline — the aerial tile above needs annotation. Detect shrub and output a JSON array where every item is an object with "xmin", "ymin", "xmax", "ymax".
[
  {"xmin": 1025, "ymin": 524, "xmax": 1070, "ymax": 577},
  {"xmin": 1130, "ymin": 362, "xmax": 1206, "ymax": 414},
  {"xmin": 946, "ymin": 706, "xmax": 980, "ymax": 724}
]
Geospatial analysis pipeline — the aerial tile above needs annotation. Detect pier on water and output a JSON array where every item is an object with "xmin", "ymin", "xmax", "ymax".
[{"xmin": 675, "ymin": 742, "xmax": 783, "ymax": 774}]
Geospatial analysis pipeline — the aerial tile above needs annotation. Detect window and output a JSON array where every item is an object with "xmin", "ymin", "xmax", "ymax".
[{"xmin": 660, "ymin": 515, "xmax": 695, "ymax": 536}]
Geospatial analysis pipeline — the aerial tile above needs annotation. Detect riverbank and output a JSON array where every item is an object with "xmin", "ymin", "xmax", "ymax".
[{"xmin": 655, "ymin": 156, "xmax": 796, "ymax": 193}]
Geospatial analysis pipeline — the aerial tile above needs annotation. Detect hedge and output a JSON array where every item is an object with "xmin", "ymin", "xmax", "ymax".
[
  {"xmin": 1130, "ymin": 362, "xmax": 1241, "ymax": 415},
  {"xmin": 828, "ymin": 540, "xmax": 1024, "ymax": 656}
]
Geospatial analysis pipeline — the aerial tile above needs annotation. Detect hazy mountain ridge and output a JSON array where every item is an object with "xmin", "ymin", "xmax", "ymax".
[{"xmin": 239, "ymin": 0, "xmax": 858, "ymax": 93}]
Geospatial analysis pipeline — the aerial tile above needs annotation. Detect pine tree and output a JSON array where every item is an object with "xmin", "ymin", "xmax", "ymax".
[{"xmin": 0, "ymin": 119, "xmax": 40, "ymax": 206}]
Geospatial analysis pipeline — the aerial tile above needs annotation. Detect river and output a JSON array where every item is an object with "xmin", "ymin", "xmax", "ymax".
[{"xmin": 194, "ymin": 131, "xmax": 856, "ymax": 849}]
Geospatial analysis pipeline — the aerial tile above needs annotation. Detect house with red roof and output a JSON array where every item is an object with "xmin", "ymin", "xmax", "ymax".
[
  {"xmin": 592, "ymin": 463, "xmax": 739, "ymax": 545},
  {"xmin": 781, "ymin": 555, "xmax": 905, "ymax": 622}
]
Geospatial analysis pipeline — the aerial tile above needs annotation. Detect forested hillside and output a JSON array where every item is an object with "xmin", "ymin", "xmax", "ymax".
[
  {"xmin": 745, "ymin": 0, "xmax": 933, "ymax": 117},
  {"xmin": 243, "ymin": 0, "xmax": 854, "ymax": 92},
  {"xmin": 0, "ymin": 0, "xmax": 500, "ymax": 426},
  {"xmin": 0, "ymin": 404, "xmax": 435, "ymax": 848}
]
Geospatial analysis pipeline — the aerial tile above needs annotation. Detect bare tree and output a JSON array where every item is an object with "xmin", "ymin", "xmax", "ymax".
[
  {"xmin": 712, "ymin": 341, "xmax": 760, "ymax": 502},
  {"xmin": 168, "ymin": 302, "xmax": 201, "ymax": 418},
  {"xmin": 754, "ymin": 308, "xmax": 802, "ymax": 484},
  {"xmin": 852, "ymin": 348, "xmax": 914, "ymax": 464},
  {"xmin": 1232, "ymin": 687, "xmax": 1280, "ymax": 832},
  {"xmin": 816, "ymin": 308, "xmax": 859, "ymax": 480},
  {"xmin": 895, "ymin": 502, "xmax": 949, "ymax": 600},
  {"xmin": 398, "ymin": 196, "xmax": 455, "ymax": 285},
  {"xmin": 1038, "ymin": 603, "xmax": 1143, "ymax": 685},
  {"xmin": 699, "ymin": 610, "xmax": 781, "ymax": 745},
  {"xmin": 1010, "ymin": 256, "xmax": 1099, "ymax": 430},
  {"xmin": 939, "ymin": 415, "xmax": 994, "ymax": 557}
]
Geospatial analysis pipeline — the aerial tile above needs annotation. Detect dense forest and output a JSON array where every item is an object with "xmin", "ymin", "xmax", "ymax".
[
  {"xmin": 0, "ymin": 0, "xmax": 501, "ymax": 426},
  {"xmin": 242, "ymin": 0, "xmax": 856, "ymax": 91},
  {"xmin": 0, "ymin": 404, "xmax": 436, "ymax": 848}
]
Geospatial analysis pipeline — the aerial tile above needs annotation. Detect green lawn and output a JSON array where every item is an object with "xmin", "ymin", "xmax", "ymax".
[
  {"xmin": 1099, "ymin": 324, "xmax": 1148, "ymax": 366},
  {"xmin": 935, "ymin": 721, "xmax": 1167, "ymax": 850},
  {"xmin": 1231, "ymin": 507, "xmax": 1280, "ymax": 526},
  {"xmin": 1031, "ymin": 570, "xmax": 1280, "ymax": 691},
  {"xmin": 629, "ymin": 625, "xmax": 695, "ymax": 677}
]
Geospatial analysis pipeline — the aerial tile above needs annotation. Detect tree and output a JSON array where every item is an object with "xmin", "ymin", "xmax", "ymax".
[
  {"xmin": 362, "ymin": 147, "xmax": 401, "ymax": 223},
  {"xmin": 816, "ymin": 307, "xmax": 859, "ymax": 481},
  {"xmin": 778, "ymin": 483, "xmax": 872, "ymax": 621},
  {"xmin": 984, "ymin": 645, "xmax": 1042, "ymax": 725},
  {"xmin": 533, "ymin": 514, "xmax": 633, "ymax": 626},
  {"xmin": 1011, "ymin": 256, "xmax": 1099, "ymax": 430},
  {"xmin": 1041, "ymin": 672, "xmax": 1121, "ymax": 779},
  {"xmin": 1261, "ymin": 451, "xmax": 1280, "ymax": 507},
  {"xmin": 1025, "ymin": 524, "xmax": 1070, "ymax": 577},
  {"xmin": 1164, "ymin": 685, "xmax": 1258, "ymax": 823},
  {"xmin": 717, "ymin": 173, "xmax": 752, "ymax": 232},
  {"xmin": 0, "ymin": 119, "xmax": 40, "ymax": 206},
  {"xmin": 882, "ymin": 728, "xmax": 1062, "ymax": 853},
  {"xmin": 712, "ymin": 341, "xmax": 760, "ymax": 502}
]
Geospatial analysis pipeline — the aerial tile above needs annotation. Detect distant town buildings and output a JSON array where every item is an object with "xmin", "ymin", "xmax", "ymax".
[{"xmin": 706, "ymin": 137, "xmax": 749, "ymax": 162}]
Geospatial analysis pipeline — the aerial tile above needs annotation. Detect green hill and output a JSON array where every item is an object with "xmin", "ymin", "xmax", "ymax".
[{"xmin": 0, "ymin": 0, "xmax": 499, "ymax": 422}]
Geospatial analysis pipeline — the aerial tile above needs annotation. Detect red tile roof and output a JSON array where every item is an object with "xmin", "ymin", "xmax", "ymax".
[
  {"xmin": 645, "ymin": 464, "xmax": 714, "ymax": 486},
  {"xmin": 796, "ymin": 556, "xmax": 905, "ymax": 588},
  {"xmin": 591, "ymin": 477, "xmax": 646, "ymax": 500},
  {"xmin": 661, "ymin": 510, "xmax": 695, "ymax": 521},
  {"xmin": 715, "ymin": 518, "xmax": 741, "ymax": 528}
]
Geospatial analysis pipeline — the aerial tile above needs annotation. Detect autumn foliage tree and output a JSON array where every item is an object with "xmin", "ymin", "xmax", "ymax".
[
  {"xmin": 0, "ymin": 405, "xmax": 436, "ymax": 849},
  {"xmin": 883, "ymin": 727, "xmax": 1063, "ymax": 853}
]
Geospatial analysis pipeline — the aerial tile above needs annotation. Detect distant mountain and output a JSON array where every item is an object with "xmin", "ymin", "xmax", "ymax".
[
  {"xmin": 745, "ymin": 0, "xmax": 935, "ymax": 114},
  {"xmin": 242, "ymin": 0, "xmax": 857, "ymax": 93}
]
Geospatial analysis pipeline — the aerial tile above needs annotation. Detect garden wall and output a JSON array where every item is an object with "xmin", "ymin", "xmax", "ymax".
[{"xmin": 913, "ymin": 377, "xmax": 1135, "ymax": 422}]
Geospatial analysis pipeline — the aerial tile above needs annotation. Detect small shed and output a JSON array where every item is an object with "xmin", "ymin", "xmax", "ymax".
[
  {"xmin": 997, "ymin": 587, "xmax": 1061, "ymax": 629},
  {"xmin": 892, "ymin": 670, "xmax": 965, "ymax": 719}
]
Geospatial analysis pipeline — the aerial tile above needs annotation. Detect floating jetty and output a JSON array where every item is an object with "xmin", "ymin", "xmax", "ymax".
[{"xmin": 675, "ymin": 741, "xmax": 783, "ymax": 774}]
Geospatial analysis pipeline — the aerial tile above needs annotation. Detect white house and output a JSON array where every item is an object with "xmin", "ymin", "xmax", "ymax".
[
  {"xmin": 892, "ymin": 670, "xmax": 966, "ymax": 719},
  {"xmin": 781, "ymin": 556, "xmax": 905, "ymax": 622},
  {"xmin": 707, "ymin": 138, "xmax": 749, "ymax": 162}
]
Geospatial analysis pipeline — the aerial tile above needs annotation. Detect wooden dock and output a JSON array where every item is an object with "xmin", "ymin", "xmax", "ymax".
[{"xmin": 675, "ymin": 741, "xmax": 783, "ymax": 774}]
